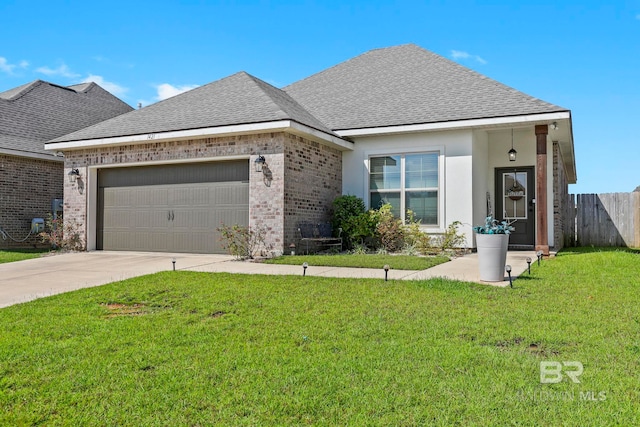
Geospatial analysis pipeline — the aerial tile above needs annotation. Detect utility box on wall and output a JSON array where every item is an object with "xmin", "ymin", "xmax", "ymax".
[
  {"xmin": 52, "ymin": 199, "xmax": 63, "ymax": 217},
  {"xmin": 31, "ymin": 218, "xmax": 45, "ymax": 234}
]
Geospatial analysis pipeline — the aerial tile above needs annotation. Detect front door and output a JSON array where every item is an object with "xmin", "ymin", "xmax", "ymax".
[{"xmin": 495, "ymin": 167, "xmax": 535, "ymax": 247}]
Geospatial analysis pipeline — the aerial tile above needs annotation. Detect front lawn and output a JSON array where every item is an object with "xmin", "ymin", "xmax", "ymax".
[
  {"xmin": 0, "ymin": 248, "xmax": 49, "ymax": 264},
  {"xmin": 264, "ymin": 253, "xmax": 449, "ymax": 270},
  {"xmin": 0, "ymin": 248, "xmax": 638, "ymax": 425}
]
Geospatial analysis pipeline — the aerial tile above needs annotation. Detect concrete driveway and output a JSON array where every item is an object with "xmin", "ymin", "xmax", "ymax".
[
  {"xmin": 0, "ymin": 250, "xmax": 537, "ymax": 308},
  {"xmin": 0, "ymin": 251, "xmax": 233, "ymax": 308}
]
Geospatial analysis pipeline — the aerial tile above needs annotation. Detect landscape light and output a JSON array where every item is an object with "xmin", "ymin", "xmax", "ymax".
[
  {"xmin": 526, "ymin": 257, "xmax": 532, "ymax": 274},
  {"xmin": 383, "ymin": 264, "xmax": 390, "ymax": 282},
  {"xmin": 302, "ymin": 262, "xmax": 308, "ymax": 276},
  {"xmin": 505, "ymin": 265, "xmax": 513, "ymax": 288},
  {"xmin": 172, "ymin": 258, "xmax": 176, "ymax": 271},
  {"xmin": 537, "ymin": 251, "xmax": 543, "ymax": 266}
]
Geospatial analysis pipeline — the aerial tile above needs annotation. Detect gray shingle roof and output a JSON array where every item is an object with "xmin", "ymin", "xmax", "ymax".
[
  {"xmin": 284, "ymin": 44, "xmax": 568, "ymax": 130},
  {"xmin": 0, "ymin": 80, "xmax": 132, "ymax": 156},
  {"xmin": 51, "ymin": 72, "xmax": 337, "ymax": 143}
]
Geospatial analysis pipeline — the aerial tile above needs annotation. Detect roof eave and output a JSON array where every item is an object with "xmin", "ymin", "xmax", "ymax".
[
  {"xmin": 45, "ymin": 120, "xmax": 354, "ymax": 152},
  {"xmin": 0, "ymin": 147, "xmax": 63, "ymax": 162},
  {"xmin": 335, "ymin": 111, "xmax": 572, "ymax": 137}
]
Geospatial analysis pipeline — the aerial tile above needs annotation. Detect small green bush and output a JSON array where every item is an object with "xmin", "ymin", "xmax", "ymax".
[
  {"xmin": 331, "ymin": 195, "xmax": 369, "ymax": 248},
  {"xmin": 432, "ymin": 221, "xmax": 466, "ymax": 252}
]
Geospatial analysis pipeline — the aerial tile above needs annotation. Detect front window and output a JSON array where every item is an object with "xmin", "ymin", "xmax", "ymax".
[{"xmin": 369, "ymin": 153, "xmax": 439, "ymax": 225}]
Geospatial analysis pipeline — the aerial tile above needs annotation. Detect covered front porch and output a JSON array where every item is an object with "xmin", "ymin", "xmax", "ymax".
[{"xmin": 473, "ymin": 114, "xmax": 576, "ymax": 254}]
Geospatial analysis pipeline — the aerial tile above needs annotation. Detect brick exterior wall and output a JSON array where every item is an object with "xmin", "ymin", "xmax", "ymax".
[
  {"xmin": 283, "ymin": 133, "xmax": 342, "ymax": 249},
  {"xmin": 63, "ymin": 131, "xmax": 342, "ymax": 255},
  {"xmin": 552, "ymin": 142, "xmax": 571, "ymax": 250},
  {"xmin": 0, "ymin": 154, "xmax": 63, "ymax": 249}
]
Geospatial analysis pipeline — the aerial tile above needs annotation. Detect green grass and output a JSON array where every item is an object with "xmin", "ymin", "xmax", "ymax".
[
  {"xmin": 265, "ymin": 253, "xmax": 449, "ymax": 270},
  {"xmin": 0, "ymin": 248, "xmax": 49, "ymax": 264},
  {"xmin": 1, "ymin": 247, "xmax": 639, "ymax": 425}
]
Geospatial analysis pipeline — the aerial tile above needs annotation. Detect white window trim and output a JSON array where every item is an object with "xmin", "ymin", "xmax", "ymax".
[{"xmin": 363, "ymin": 146, "xmax": 445, "ymax": 230}]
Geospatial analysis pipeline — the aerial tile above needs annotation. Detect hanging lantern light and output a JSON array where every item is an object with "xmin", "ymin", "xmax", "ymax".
[{"xmin": 508, "ymin": 129, "xmax": 517, "ymax": 162}]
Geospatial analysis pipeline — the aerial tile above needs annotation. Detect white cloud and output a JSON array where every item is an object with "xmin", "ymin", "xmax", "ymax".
[
  {"xmin": 0, "ymin": 57, "xmax": 29, "ymax": 74},
  {"xmin": 0, "ymin": 57, "xmax": 15, "ymax": 74},
  {"xmin": 82, "ymin": 74, "xmax": 128, "ymax": 97},
  {"xmin": 36, "ymin": 63, "xmax": 80, "ymax": 78},
  {"xmin": 451, "ymin": 50, "xmax": 487, "ymax": 65},
  {"xmin": 156, "ymin": 83, "xmax": 199, "ymax": 101}
]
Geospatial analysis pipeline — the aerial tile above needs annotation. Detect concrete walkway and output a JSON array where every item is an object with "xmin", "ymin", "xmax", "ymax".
[{"xmin": 0, "ymin": 250, "xmax": 537, "ymax": 308}]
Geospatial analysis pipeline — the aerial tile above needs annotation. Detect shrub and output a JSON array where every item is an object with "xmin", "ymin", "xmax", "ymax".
[
  {"xmin": 39, "ymin": 215, "xmax": 84, "ymax": 251},
  {"xmin": 346, "ymin": 211, "xmax": 378, "ymax": 247},
  {"xmin": 331, "ymin": 195, "xmax": 369, "ymax": 249},
  {"xmin": 217, "ymin": 224, "xmax": 268, "ymax": 259},
  {"xmin": 349, "ymin": 243, "xmax": 370, "ymax": 254},
  {"xmin": 402, "ymin": 209, "xmax": 424, "ymax": 246},
  {"xmin": 375, "ymin": 204, "xmax": 405, "ymax": 252},
  {"xmin": 430, "ymin": 221, "xmax": 466, "ymax": 253},
  {"xmin": 331, "ymin": 195, "xmax": 365, "ymax": 233}
]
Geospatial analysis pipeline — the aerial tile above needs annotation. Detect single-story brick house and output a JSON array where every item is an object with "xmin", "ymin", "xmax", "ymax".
[
  {"xmin": 0, "ymin": 80, "xmax": 132, "ymax": 248},
  {"xmin": 46, "ymin": 44, "xmax": 576, "ymax": 255}
]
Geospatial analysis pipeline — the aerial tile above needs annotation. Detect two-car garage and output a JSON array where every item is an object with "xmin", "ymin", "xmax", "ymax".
[{"xmin": 96, "ymin": 160, "xmax": 249, "ymax": 253}]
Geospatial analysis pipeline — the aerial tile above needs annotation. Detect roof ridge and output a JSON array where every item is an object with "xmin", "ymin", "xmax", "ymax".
[
  {"xmin": 283, "ymin": 44, "xmax": 418, "ymax": 91},
  {"xmin": 67, "ymin": 81, "xmax": 97, "ymax": 93},
  {"xmin": 244, "ymin": 73, "xmax": 336, "ymax": 135}
]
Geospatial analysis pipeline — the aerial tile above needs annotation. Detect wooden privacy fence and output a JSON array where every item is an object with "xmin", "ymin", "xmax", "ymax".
[{"xmin": 569, "ymin": 192, "xmax": 640, "ymax": 248}]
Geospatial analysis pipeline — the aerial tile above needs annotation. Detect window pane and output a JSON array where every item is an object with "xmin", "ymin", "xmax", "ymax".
[
  {"xmin": 405, "ymin": 153, "xmax": 438, "ymax": 188},
  {"xmin": 371, "ymin": 192, "xmax": 401, "ymax": 217},
  {"xmin": 503, "ymin": 172, "xmax": 527, "ymax": 219},
  {"xmin": 406, "ymin": 191, "xmax": 438, "ymax": 225},
  {"xmin": 370, "ymin": 156, "xmax": 401, "ymax": 190}
]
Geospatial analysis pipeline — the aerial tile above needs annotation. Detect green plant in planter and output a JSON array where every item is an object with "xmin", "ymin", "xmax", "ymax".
[{"xmin": 473, "ymin": 216, "xmax": 515, "ymax": 234}]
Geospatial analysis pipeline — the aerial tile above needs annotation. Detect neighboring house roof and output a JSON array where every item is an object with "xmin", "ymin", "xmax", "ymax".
[
  {"xmin": 0, "ymin": 80, "xmax": 132, "ymax": 157},
  {"xmin": 50, "ymin": 72, "xmax": 338, "ymax": 144},
  {"xmin": 284, "ymin": 44, "xmax": 568, "ymax": 131}
]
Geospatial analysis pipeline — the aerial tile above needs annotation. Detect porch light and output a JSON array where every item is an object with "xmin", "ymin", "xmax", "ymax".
[
  {"xmin": 254, "ymin": 154, "xmax": 266, "ymax": 172},
  {"xmin": 68, "ymin": 168, "xmax": 80, "ymax": 183},
  {"xmin": 508, "ymin": 129, "xmax": 517, "ymax": 162}
]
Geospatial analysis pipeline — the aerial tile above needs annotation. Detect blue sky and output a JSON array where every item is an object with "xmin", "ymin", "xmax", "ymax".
[{"xmin": 1, "ymin": 0, "xmax": 638, "ymax": 194}]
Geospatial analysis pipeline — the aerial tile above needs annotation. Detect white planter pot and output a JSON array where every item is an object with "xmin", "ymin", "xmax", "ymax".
[{"xmin": 476, "ymin": 233, "xmax": 509, "ymax": 282}]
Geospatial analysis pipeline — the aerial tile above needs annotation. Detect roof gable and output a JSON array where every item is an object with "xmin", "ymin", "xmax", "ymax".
[
  {"xmin": 284, "ymin": 44, "xmax": 568, "ymax": 130},
  {"xmin": 52, "ymin": 72, "xmax": 336, "ymax": 143}
]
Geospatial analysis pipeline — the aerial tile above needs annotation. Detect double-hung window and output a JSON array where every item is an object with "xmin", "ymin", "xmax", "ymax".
[{"xmin": 369, "ymin": 152, "xmax": 439, "ymax": 225}]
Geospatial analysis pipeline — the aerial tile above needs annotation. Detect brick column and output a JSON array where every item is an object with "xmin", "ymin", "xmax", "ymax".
[{"xmin": 535, "ymin": 125, "xmax": 549, "ymax": 255}]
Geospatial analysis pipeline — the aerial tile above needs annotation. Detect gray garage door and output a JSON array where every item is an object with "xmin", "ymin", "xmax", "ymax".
[{"xmin": 97, "ymin": 161, "xmax": 249, "ymax": 253}]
